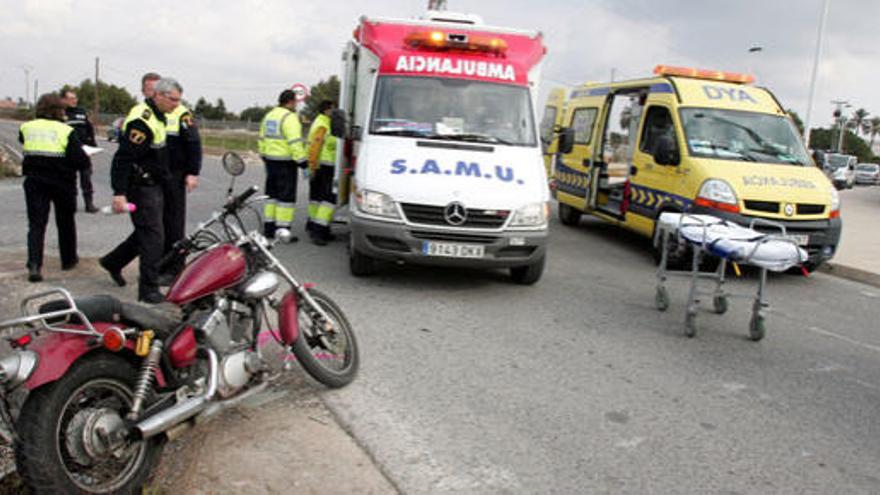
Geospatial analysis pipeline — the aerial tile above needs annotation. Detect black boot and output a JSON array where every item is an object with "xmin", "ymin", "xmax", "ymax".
[
  {"xmin": 27, "ymin": 264, "xmax": 42, "ymax": 283},
  {"xmin": 84, "ymin": 195, "xmax": 99, "ymax": 214},
  {"xmin": 263, "ymin": 222, "xmax": 276, "ymax": 240}
]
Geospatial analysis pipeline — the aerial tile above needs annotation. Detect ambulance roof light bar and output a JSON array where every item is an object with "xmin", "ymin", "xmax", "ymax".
[
  {"xmin": 405, "ymin": 30, "xmax": 508, "ymax": 55},
  {"xmin": 654, "ymin": 65, "xmax": 755, "ymax": 84}
]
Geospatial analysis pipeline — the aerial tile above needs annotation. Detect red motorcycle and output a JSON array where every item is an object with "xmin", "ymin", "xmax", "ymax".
[{"xmin": 0, "ymin": 153, "xmax": 359, "ymax": 493}]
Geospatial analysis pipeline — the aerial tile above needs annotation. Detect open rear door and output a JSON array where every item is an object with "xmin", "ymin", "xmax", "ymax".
[
  {"xmin": 540, "ymin": 88, "xmax": 567, "ymax": 179},
  {"xmin": 334, "ymin": 41, "xmax": 359, "ymax": 210}
]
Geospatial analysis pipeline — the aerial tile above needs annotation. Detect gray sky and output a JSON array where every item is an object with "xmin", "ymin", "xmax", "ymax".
[{"xmin": 1, "ymin": 0, "xmax": 876, "ymax": 129}]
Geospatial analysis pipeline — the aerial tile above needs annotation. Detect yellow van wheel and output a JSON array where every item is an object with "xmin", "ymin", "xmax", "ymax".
[{"xmin": 558, "ymin": 203, "xmax": 582, "ymax": 226}]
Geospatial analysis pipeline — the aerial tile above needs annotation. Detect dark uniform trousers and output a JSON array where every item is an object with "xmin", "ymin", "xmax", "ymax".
[
  {"xmin": 308, "ymin": 164, "xmax": 336, "ymax": 237},
  {"xmin": 79, "ymin": 157, "xmax": 94, "ymax": 198},
  {"xmin": 24, "ymin": 177, "xmax": 78, "ymax": 269},
  {"xmin": 101, "ymin": 184, "xmax": 164, "ymax": 295},
  {"xmin": 162, "ymin": 170, "xmax": 187, "ymax": 274}
]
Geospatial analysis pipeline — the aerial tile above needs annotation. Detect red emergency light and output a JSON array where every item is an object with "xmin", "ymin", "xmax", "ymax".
[
  {"xmin": 404, "ymin": 30, "xmax": 508, "ymax": 55},
  {"xmin": 654, "ymin": 65, "xmax": 755, "ymax": 84}
]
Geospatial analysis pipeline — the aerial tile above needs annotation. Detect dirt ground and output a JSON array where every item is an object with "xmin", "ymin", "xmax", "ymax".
[{"xmin": 0, "ymin": 250, "xmax": 396, "ymax": 494}]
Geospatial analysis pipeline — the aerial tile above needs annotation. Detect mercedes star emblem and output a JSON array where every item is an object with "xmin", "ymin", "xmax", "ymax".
[{"xmin": 444, "ymin": 202, "xmax": 468, "ymax": 226}]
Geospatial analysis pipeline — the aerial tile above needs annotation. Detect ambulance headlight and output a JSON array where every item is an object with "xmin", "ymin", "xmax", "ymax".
[
  {"xmin": 830, "ymin": 187, "xmax": 840, "ymax": 212},
  {"xmin": 697, "ymin": 179, "xmax": 737, "ymax": 205},
  {"xmin": 510, "ymin": 202, "xmax": 549, "ymax": 227},
  {"xmin": 355, "ymin": 190, "xmax": 400, "ymax": 219}
]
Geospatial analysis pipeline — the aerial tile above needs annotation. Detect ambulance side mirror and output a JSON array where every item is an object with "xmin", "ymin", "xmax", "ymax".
[
  {"xmin": 653, "ymin": 134, "xmax": 680, "ymax": 166},
  {"xmin": 330, "ymin": 109, "xmax": 347, "ymax": 138},
  {"xmin": 557, "ymin": 127, "xmax": 575, "ymax": 154}
]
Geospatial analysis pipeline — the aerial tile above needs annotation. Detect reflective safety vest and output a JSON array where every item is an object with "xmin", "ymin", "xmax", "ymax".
[
  {"xmin": 20, "ymin": 119, "xmax": 73, "ymax": 157},
  {"xmin": 165, "ymin": 105, "xmax": 191, "ymax": 137},
  {"xmin": 308, "ymin": 113, "xmax": 337, "ymax": 165},
  {"xmin": 123, "ymin": 103, "xmax": 166, "ymax": 148},
  {"xmin": 259, "ymin": 107, "xmax": 306, "ymax": 161}
]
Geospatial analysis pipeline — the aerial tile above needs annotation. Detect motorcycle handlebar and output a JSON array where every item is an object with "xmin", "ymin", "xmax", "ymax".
[{"xmin": 226, "ymin": 185, "xmax": 260, "ymax": 213}]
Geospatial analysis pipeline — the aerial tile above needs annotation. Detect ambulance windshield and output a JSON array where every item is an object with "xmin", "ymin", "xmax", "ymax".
[
  {"xmin": 370, "ymin": 76, "xmax": 537, "ymax": 147},
  {"xmin": 680, "ymin": 108, "xmax": 811, "ymax": 166}
]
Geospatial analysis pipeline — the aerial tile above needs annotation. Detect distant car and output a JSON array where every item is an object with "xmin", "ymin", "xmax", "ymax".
[
  {"xmin": 820, "ymin": 153, "xmax": 856, "ymax": 190},
  {"xmin": 106, "ymin": 117, "xmax": 124, "ymax": 142},
  {"xmin": 855, "ymin": 163, "xmax": 880, "ymax": 185}
]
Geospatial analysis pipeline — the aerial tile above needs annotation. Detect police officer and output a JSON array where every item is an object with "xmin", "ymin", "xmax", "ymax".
[
  {"xmin": 258, "ymin": 89, "xmax": 307, "ymax": 241},
  {"xmin": 60, "ymin": 89, "xmax": 99, "ymax": 213},
  {"xmin": 99, "ymin": 78, "xmax": 180, "ymax": 303},
  {"xmin": 305, "ymin": 100, "xmax": 338, "ymax": 245},
  {"xmin": 19, "ymin": 94, "xmax": 90, "ymax": 282},
  {"xmin": 159, "ymin": 88, "xmax": 201, "ymax": 283},
  {"xmin": 141, "ymin": 72, "xmax": 161, "ymax": 99}
]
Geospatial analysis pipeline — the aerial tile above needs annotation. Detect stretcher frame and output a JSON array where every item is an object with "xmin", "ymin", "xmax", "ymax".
[{"xmin": 653, "ymin": 214, "xmax": 800, "ymax": 340}]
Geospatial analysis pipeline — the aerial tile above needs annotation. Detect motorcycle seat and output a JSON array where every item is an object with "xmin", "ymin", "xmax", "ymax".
[{"xmin": 38, "ymin": 294, "xmax": 178, "ymax": 337}]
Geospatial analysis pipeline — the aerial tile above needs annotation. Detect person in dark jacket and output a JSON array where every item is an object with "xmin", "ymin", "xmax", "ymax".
[
  {"xmin": 159, "ymin": 84, "xmax": 201, "ymax": 284},
  {"xmin": 60, "ymin": 89, "xmax": 99, "ymax": 213},
  {"xmin": 19, "ymin": 93, "xmax": 90, "ymax": 282},
  {"xmin": 99, "ymin": 78, "xmax": 180, "ymax": 303}
]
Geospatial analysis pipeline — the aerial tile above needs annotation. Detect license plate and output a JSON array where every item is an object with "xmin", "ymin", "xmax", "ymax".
[
  {"xmin": 789, "ymin": 234, "xmax": 809, "ymax": 246},
  {"xmin": 421, "ymin": 241, "xmax": 485, "ymax": 258}
]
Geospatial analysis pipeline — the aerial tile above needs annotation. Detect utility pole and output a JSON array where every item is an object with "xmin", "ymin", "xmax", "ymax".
[
  {"xmin": 21, "ymin": 66, "xmax": 31, "ymax": 107},
  {"xmin": 33, "ymin": 79, "xmax": 38, "ymax": 103},
  {"xmin": 610, "ymin": 67, "xmax": 616, "ymax": 83},
  {"xmin": 94, "ymin": 57, "xmax": 101, "ymax": 118}
]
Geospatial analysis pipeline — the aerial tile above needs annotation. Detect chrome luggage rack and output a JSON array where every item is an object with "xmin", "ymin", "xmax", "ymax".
[{"xmin": 0, "ymin": 287, "xmax": 101, "ymax": 337}]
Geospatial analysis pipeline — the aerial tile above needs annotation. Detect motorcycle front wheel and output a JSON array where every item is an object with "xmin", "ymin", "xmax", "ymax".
[
  {"xmin": 292, "ymin": 288, "xmax": 360, "ymax": 388},
  {"xmin": 14, "ymin": 354, "xmax": 163, "ymax": 494}
]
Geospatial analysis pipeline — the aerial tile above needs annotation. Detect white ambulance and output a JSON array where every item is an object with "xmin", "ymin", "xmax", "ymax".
[{"xmin": 333, "ymin": 11, "xmax": 549, "ymax": 284}]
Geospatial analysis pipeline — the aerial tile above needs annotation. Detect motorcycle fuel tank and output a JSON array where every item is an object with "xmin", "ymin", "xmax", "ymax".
[{"xmin": 166, "ymin": 244, "xmax": 247, "ymax": 306}]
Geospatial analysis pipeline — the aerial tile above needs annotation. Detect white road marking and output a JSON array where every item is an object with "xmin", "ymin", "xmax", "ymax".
[
  {"xmin": 615, "ymin": 437, "xmax": 646, "ymax": 449},
  {"xmin": 807, "ymin": 326, "xmax": 880, "ymax": 354}
]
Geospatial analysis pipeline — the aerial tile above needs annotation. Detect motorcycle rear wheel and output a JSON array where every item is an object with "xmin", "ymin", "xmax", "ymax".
[
  {"xmin": 14, "ymin": 353, "xmax": 163, "ymax": 495},
  {"xmin": 292, "ymin": 288, "xmax": 359, "ymax": 388}
]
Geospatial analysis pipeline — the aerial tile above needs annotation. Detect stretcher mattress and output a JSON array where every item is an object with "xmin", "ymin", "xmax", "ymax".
[{"xmin": 657, "ymin": 213, "xmax": 808, "ymax": 272}]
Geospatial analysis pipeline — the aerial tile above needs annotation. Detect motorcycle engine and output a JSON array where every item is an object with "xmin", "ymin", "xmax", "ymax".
[
  {"xmin": 193, "ymin": 299, "xmax": 254, "ymax": 353},
  {"xmin": 218, "ymin": 350, "xmax": 262, "ymax": 398}
]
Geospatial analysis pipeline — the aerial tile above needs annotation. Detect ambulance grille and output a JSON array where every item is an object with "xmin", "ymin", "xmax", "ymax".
[
  {"xmin": 743, "ymin": 200, "xmax": 779, "ymax": 213},
  {"xmin": 797, "ymin": 204, "xmax": 825, "ymax": 215},
  {"xmin": 400, "ymin": 203, "xmax": 509, "ymax": 228}
]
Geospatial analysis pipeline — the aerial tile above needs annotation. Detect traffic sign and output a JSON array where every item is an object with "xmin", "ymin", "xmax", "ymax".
[{"xmin": 291, "ymin": 83, "xmax": 309, "ymax": 103}]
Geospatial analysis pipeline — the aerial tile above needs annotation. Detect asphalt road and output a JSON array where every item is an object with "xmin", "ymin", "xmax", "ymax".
[{"xmin": 2, "ymin": 120, "xmax": 879, "ymax": 493}]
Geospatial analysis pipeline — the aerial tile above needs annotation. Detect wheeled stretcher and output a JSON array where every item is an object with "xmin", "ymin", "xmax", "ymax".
[{"xmin": 654, "ymin": 213, "xmax": 808, "ymax": 340}]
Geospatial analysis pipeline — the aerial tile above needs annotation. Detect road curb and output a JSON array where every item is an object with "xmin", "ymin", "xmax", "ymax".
[{"xmin": 819, "ymin": 262, "xmax": 880, "ymax": 289}]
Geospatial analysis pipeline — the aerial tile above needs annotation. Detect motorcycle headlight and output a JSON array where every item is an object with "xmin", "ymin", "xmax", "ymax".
[
  {"xmin": 355, "ymin": 190, "xmax": 400, "ymax": 219},
  {"xmin": 510, "ymin": 202, "xmax": 549, "ymax": 227}
]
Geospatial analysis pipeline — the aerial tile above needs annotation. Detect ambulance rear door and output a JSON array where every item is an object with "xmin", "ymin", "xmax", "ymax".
[
  {"xmin": 540, "ymin": 88, "xmax": 567, "ymax": 178},
  {"xmin": 556, "ymin": 89, "xmax": 605, "ymax": 211}
]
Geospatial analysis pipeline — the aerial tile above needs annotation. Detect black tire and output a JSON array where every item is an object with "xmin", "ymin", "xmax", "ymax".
[
  {"xmin": 749, "ymin": 315, "xmax": 766, "ymax": 341},
  {"xmin": 558, "ymin": 203, "xmax": 582, "ymax": 226},
  {"xmin": 510, "ymin": 255, "xmax": 545, "ymax": 285},
  {"xmin": 713, "ymin": 295, "xmax": 728, "ymax": 315},
  {"xmin": 292, "ymin": 288, "xmax": 360, "ymax": 388},
  {"xmin": 14, "ymin": 353, "xmax": 163, "ymax": 495},
  {"xmin": 349, "ymin": 248, "xmax": 376, "ymax": 277},
  {"xmin": 652, "ymin": 217, "xmax": 690, "ymax": 270}
]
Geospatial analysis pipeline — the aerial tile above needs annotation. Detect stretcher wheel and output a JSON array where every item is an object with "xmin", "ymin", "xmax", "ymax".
[
  {"xmin": 684, "ymin": 313, "xmax": 697, "ymax": 338},
  {"xmin": 749, "ymin": 315, "xmax": 766, "ymax": 341},
  {"xmin": 712, "ymin": 295, "xmax": 728, "ymax": 314},
  {"xmin": 655, "ymin": 286, "xmax": 670, "ymax": 312}
]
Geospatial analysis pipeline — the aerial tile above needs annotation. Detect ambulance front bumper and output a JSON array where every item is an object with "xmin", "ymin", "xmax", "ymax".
[{"xmin": 350, "ymin": 214, "xmax": 547, "ymax": 268}]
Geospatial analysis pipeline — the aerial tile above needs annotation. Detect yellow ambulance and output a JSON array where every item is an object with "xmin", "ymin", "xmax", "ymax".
[{"xmin": 542, "ymin": 65, "xmax": 840, "ymax": 270}]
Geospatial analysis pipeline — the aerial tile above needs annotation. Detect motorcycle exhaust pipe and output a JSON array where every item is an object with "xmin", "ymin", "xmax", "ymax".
[{"xmin": 135, "ymin": 349, "xmax": 219, "ymax": 440}]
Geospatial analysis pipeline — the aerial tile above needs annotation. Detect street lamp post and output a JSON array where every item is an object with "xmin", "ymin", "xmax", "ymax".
[{"xmin": 803, "ymin": 0, "xmax": 831, "ymax": 146}]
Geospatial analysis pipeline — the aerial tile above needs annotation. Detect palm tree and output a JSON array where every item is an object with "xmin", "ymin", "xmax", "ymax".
[
  {"xmin": 849, "ymin": 108, "xmax": 869, "ymax": 136},
  {"xmin": 865, "ymin": 117, "xmax": 880, "ymax": 151}
]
